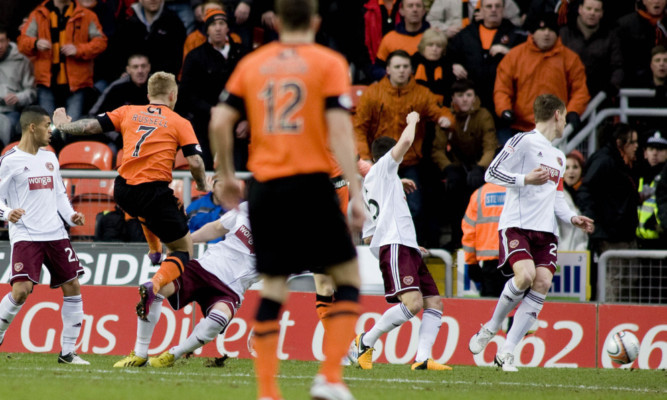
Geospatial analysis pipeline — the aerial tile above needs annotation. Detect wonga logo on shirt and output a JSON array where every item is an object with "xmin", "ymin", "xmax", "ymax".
[
  {"xmin": 27, "ymin": 176, "xmax": 54, "ymax": 190},
  {"xmin": 540, "ymin": 164, "xmax": 560, "ymax": 184}
]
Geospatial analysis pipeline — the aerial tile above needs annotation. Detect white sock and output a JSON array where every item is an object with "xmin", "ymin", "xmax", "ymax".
[
  {"xmin": 415, "ymin": 308, "xmax": 442, "ymax": 363},
  {"xmin": 485, "ymin": 278, "xmax": 525, "ymax": 333},
  {"xmin": 170, "ymin": 309, "xmax": 228, "ymax": 359},
  {"xmin": 363, "ymin": 303, "xmax": 414, "ymax": 348},
  {"xmin": 0, "ymin": 293, "xmax": 23, "ymax": 341},
  {"xmin": 61, "ymin": 295, "xmax": 83, "ymax": 355},
  {"xmin": 134, "ymin": 295, "xmax": 164, "ymax": 359},
  {"xmin": 501, "ymin": 290, "xmax": 545, "ymax": 354}
]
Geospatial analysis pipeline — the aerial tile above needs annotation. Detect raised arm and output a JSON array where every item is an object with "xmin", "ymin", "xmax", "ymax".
[
  {"xmin": 390, "ymin": 111, "xmax": 420, "ymax": 162},
  {"xmin": 53, "ymin": 107, "xmax": 103, "ymax": 135}
]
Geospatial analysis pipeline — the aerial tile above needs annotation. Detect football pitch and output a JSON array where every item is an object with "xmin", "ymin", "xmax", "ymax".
[{"xmin": 1, "ymin": 353, "xmax": 665, "ymax": 400}]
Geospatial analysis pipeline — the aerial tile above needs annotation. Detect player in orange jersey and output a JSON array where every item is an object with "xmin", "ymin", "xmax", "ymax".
[
  {"xmin": 209, "ymin": 1, "xmax": 364, "ymax": 398},
  {"xmin": 52, "ymin": 71, "xmax": 209, "ymax": 321}
]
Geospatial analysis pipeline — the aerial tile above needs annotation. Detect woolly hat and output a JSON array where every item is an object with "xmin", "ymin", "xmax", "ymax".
[
  {"xmin": 526, "ymin": 12, "xmax": 559, "ymax": 35},
  {"xmin": 566, "ymin": 149, "xmax": 585, "ymax": 167},
  {"xmin": 204, "ymin": 9, "xmax": 227, "ymax": 29}
]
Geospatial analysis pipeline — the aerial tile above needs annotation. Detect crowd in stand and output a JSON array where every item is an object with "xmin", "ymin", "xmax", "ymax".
[{"xmin": 2, "ymin": 0, "xmax": 667, "ymax": 262}]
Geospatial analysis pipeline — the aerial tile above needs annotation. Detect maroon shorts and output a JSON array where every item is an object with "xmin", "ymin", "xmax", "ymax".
[
  {"xmin": 378, "ymin": 244, "xmax": 440, "ymax": 303},
  {"xmin": 168, "ymin": 260, "xmax": 241, "ymax": 317},
  {"xmin": 10, "ymin": 239, "xmax": 84, "ymax": 288},
  {"xmin": 498, "ymin": 227, "xmax": 558, "ymax": 274}
]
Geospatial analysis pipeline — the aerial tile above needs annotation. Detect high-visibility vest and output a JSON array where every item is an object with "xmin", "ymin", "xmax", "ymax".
[
  {"xmin": 636, "ymin": 176, "xmax": 661, "ymax": 239},
  {"xmin": 462, "ymin": 182, "xmax": 505, "ymax": 264}
]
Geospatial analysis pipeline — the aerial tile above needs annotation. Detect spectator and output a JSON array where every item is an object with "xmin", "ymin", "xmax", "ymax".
[
  {"xmin": 90, "ymin": 54, "xmax": 151, "ymax": 115},
  {"xmin": 178, "ymin": 8, "xmax": 244, "ymax": 170},
  {"xmin": 494, "ymin": 12, "xmax": 589, "ymax": 144},
  {"xmin": 165, "ymin": 0, "xmax": 196, "ymax": 34},
  {"xmin": 559, "ymin": 0, "xmax": 623, "ymax": 99},
  {"xmin": 0, "ymin": 25, "xmax": 36, "ymax": 148},
  {"xmin": 354, "ymin": 49, "xmax": 453, "ymax": 244},
  {"xmin": 112, "ymin": 0, "xmax": 186, "ymax": 78},
  {"xmin": 656, "ymin": 144, "xmax": 667, "ymax": 244},
  {"xmin": 447, "ymin": 0, "xmax": 526, "ymax": 124},
  {"xmin": 186, "ymin": 178, "xmax": 226, "ymax": 244},
  {"xmin": 636, "ymin": 130, "xmax": 667, "ymax": 249},
  {"xmin": 219, "ymin": 1, "xmax": 254, "ymax": 50},
  {"xmin": 559, "ymin": 150, "xmax": 588, "ymax": 251},
  {"xmin": 364, "ymin": 0, "xmax": 402, "ymax": 64},
  {"xmin": 616, "ymin": 0, "xmax": 667, "ymax": 87},
  {"xmin": 432, "ymin": 79, "xmax": 497, "ymax": 249},
  {"xmin": 17, "ymin": 0, "xmax": 107, "ymax": 144},
  {"xmin": 79, "ymin": 0, "xmax": 117, "ymax": 93},
  {"xmin": 374, "ymin": 0, "xmax": 430, "ymax": 78},
  {"xmin": 182, "ymin": 0, "xmax": 226, "ymax": 68},
  {"xmin": 411, "ymin": 28, "xmax": 456, "ymax": 104},
  {"xmin": 425, "ymin": 0, "xmax": 463, "ymax": 38},
  {"xmin": 461, "ymin": 181, "xmax": 509, "ymax": 297},
  {"xmin": 577, "ymin": 123, "xmax": 640, "ymax": 300}
]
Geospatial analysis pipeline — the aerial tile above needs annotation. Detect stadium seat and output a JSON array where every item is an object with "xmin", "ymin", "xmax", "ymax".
[
  {"xmin": 170, "ymin": 179, "xmax": 184, "ymax": 203},
  {"xmin": 71, "ymin": 178, "xmax": 115, "ymax": 201},
  {"xmin": 190, "ymin": 180, "xmax": 209, "ymax": 200},
  {"xmin": 1, "ymin": 141, "xmax": 55, "ymax": 155},
  {"xmin": 174, "ymin": 149, "xmax": 189, "ymax": 170},
  {"xmin": 59, "ymin": 141, "xmax": 113, "ymax": 170},
  {"xmin": 349, "ymin": 85, "xmax": 367, "ymax": 114},
  {"xmin": 70, "ymin": 198, "xmax": 116, "ymax": 239}
]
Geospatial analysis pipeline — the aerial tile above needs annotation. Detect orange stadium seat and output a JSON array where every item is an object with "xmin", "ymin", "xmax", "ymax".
[
  {"xmin": 59, "ymin": 141, "xmax": 113, "ymax": 170},
  {"xmin": 1, "ymin": 141, "xmax": 55, "ymax": 155},
  {"xmin": 70, "ymin": 198, "xmax": 116, "ymax": 239},
  {"xmin": 115, "ymin": 148, "xmax": 124, "ymax": 169},
  {"xmin": 174, "ymin": 149, "xmax": 189, "ymax": 170}
]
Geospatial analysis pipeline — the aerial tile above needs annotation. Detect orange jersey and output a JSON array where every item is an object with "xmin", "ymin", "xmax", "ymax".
[
  {"xmin": 100, "ymin": 104, "xmax": 199, "ymax": 185},
  {"xmin": 223, "ymin": 42, "xmax": 351, "ymax": 182}
]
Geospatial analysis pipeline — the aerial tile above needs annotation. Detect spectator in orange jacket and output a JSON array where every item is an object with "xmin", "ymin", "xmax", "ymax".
[
  {"xmin": 461, "ymin": 181, "xmax": 509, "ymax": 297},
  {"xmin": 354, "ymin": 49, "xmax": 453, "ymax": 244},
  {"xmin": 494, "ymin": 12, "xmax": 589, "ymax": 145},
  {"xmin": 18, "ymin": 0, "xmax": 107, "ymax": 133}
]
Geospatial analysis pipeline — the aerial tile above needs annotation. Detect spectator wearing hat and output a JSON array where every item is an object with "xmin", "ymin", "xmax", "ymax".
[
  {"xmin": 177, "ymin": 7, "xmax": 245, "ymax": 170},
  {"xmin": 636, "ymin": 130, "xmax": 667, "ymax": 248},
  {"xmin": 494, "ymin": 12, "xmax": 589, "ymax": 144}
]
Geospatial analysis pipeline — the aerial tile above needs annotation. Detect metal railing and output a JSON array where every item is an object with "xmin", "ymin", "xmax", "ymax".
[{"xmin": 597, "ymin": 250, "xmax": 667, "ymax": 304}]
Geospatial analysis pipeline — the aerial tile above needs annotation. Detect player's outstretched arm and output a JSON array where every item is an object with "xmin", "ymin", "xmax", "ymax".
[
  {"xmin": 53, "ymin": 107, "xmax": 103, "ymax": 135},
  {"xmin": 191, "ymin": 219, "xmax": 229, "ymax": 244},
  {"xmin": 391, "ymin": 111, "xmax": 419, "ymax": 163},
  {"xmin": 210, "ymin": 104, "xmax": 242, "ymax": 209},
  {"xmin": 186, "ymin": 154, "xmax": 209, "ymax": 192}
]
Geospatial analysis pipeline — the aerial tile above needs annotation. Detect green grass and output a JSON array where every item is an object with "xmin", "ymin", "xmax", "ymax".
[{"xmin": 0, "ymin": 353, "xmax": 665, "ymax": 400}]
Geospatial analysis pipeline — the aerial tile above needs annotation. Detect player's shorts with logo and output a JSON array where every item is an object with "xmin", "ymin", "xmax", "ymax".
[
  {"xmin": 247, "ymin": 173, "xmax": 356, "ymax": 276},
  {"xmin": 378, "ymin": 244, "xmax": 440, "ymax": 303},
  {"xmin": 114, "ymin": 176, "xmax": 188, "ymax": 243},
  {"xmin": 498, "ymin": 227, "xmax": 559, "ymax": 273},
  {"xmin": 168, "ymin": 260, "xmax": 241, "ymax": 317},
  {"xmin": 10, "ymin": 239, "xmax": 84, "ymax": 287}
]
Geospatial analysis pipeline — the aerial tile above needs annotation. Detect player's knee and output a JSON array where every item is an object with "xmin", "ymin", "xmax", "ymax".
[
  {"xmin": 402, "ymin": 294, "xmax": 424, "ymax": 315},
  {"xmin": 11, "ymin": 286, "xmax": 30, "ymax": 304},
  {"xmin": 514, "ymin": 269, "xmax": 535, "ymax": 289},
  {"xmin": 424, "ymin": 296, "xmax": 443, "ymax": 312},
  {"xmin": 531, "ymin": 275, "xmax": 552, "ymax": 293},
  {"xmin": 61, "ymin": 279, "xmax": 81, "ymax": 296}
]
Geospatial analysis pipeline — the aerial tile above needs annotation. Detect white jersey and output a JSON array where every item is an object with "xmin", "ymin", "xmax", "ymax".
[
  {"xmin": 197, "ymin": 202, "xmax": 258, "ymax": 304},
  {"xmin": 0, "ymin": 147, "xmax": 76, "ymax": 244},
  {"xmin": 362, "ymin": 151, "xmax": 418, "ymax": 258},
  {"xmin": 485, "ymin": 130, "xmax": 576, "ymax": 236}
]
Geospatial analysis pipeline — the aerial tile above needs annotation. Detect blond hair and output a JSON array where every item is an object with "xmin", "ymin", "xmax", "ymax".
[
  {"xmin": 147, "ymin": 71, "xmax": 177, "ymax": 98},
  {"xmin": 418, "ymin": 28, "xmax": 447, "ymax": 55}
]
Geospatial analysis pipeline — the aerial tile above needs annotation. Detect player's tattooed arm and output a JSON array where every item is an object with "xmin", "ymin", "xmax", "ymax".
[{"xmin": 57, "ymin": 118, "xmax": 103, "ymax": 136}]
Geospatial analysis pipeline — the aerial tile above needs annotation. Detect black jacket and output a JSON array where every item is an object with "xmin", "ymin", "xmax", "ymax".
[
  {"xmin": 616, "ymin": 12, "xmax": 667, "ymax": 87},
  {"xmin": 447, "ymin": 19, "xmax": 526, "ymax": 113},
  {"xmin": 576, "ymin": 142, "xmax": 639, "ymax": 242}
]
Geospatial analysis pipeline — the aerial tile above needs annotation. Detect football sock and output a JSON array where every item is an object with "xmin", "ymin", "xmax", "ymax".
[
  {"xmin": 501, "ymin": 290, "xmax": 545, "ymax": 354},
  {"xmin": 0, "ymin": 293, "xmax": 23, "ymax": 340},
  {"xmin": 319, "ymin": 286, "xmax": 359, "ymax": 383},
  {"xmin": 151, "ymin": 255, "xmax": 185, "ymax": 293},
  {"xmin": 171, "ymin": 309, "xmax": 228, "ymax": 359},
  {"xmin": 134, "ymin": 295, "xmax": 164, "ymax": 359},
  {"xmin": 254, "ymin": 298, "xmax": 282, "ymax": 400},
  {"xmin": 363, "ymin": 303, "xmax": 414, "ymax": 348},
  {"xmin": 485, "ymin": 278, "xmax": 525, "ymax": 333},
  {"xmin": 415, "ymin": 308, "xmax": 442, "ymax": 363},
  {"xmin": 315, "ymin": 294, "xmax": 333, "ymax": 332},
  {"xmin": 61, "ymin": 295, "xmax": 83, "ymax": 355},
  {"xmin": 142, "ymin": 224, "xmax": 162, "ymax": 255}
]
